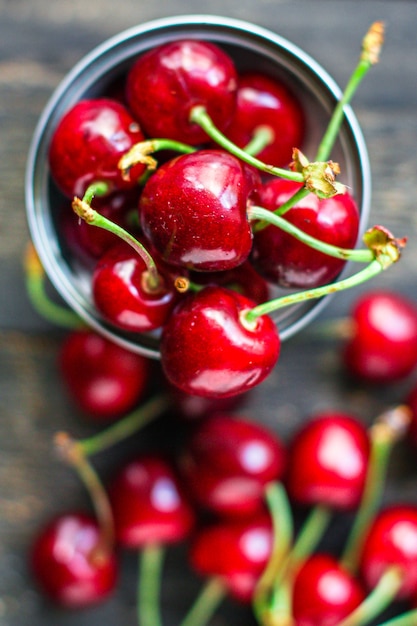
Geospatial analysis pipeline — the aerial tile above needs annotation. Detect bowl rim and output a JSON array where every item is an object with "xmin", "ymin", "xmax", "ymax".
[{"xmin": 25, "ymin": 14, "xmax": 372, "ymax": 359}]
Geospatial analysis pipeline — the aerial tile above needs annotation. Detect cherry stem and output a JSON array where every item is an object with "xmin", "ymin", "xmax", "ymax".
[
  {"xmin": 53, "ymin": 432, "xmax": 115, "ymax": 560},
  {"xmin": 244, "ymin": 259, "xmax": 389, "ymax": 323},
  {"xmin": 179, "ymin": 576, "xmax": 227, "ymax": 626},
  {"xmin": 340, "ymin": 405, "xmax": 412, "ymax": 574},
  {"xmin": 248, "ymin": 205, "xmax": 373, "ymax": 262},
  {"xmin": 72, "ymin": 196, "xmax": 162, "ymax": 291},
  {"xmin": 288, "ymin": 504, "xmax": 333, "ymax": 570},
  {"xmin": 23, "ymin": 242, "xmax": 84, "ymax": 329},
  {"xmin": 336, "ymin": 566, "xmax": 403, "ymax": 626},
  {"xmin": 119, "ymin": 138, "xmax": 196, "ymax": 179},
  {"xmin": 189, "ymin": 105, "xmax": 304, "ymax": 183},
  {"xmin": 377, "ymin": 609, "xmax": 417, "ymax": 626},
  {"xmin": 315, "ymin": 21, "xmax": 384, "ymax": 163},
  {"xmin": 137, "ymin": 543, "xmax": 165, "ymax": 626},
  {"xmin": 67, "ymin": 394, "xmax": 171, "ymax": 458},
  {"xmin": 243, "ymin": 125, "xmax": 275, "ymax": 156}
]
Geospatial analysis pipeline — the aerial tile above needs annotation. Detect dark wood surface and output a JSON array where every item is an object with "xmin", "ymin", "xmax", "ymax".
[{"xmin": 1, "ymin": 1, "xmax": 417, "ymax": 625}]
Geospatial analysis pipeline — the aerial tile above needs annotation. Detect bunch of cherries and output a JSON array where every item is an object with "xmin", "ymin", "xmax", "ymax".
[
  {"xmin": 45, "ymin": 21, "xmax": 404, "ymax": 401},
  {"xmin": 24, "ymin": 16, "xmax": 417, "ymax": 626}
]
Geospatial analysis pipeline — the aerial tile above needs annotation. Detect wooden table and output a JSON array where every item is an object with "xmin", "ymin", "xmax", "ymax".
[{"xmin": 1, "ymin": 1, "xmax": 417, "ymax": 624}]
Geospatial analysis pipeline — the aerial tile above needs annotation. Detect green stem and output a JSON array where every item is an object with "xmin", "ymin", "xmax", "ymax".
[
  {"xmin": 72, "ymin": 196, "xmax": 162, "ymax": 290},
  {"xmin": 336, "ymin": 566, "xmax": 403, "ymax": 626},
  {"xmin": 179, "ymin": 577, "xmax": 227, "ymax": 626},
  {"xmin": 377, "ymin": 609, "xmax": 417, "ymax": 626},
  {"xmin": 289, "ymin": 505, "xmax": 333, "ymax": 570},
  {"xmin": 340, "ymin": 405, "xmax": 413, "ymax": 574},
  {"xmin": 243, "ymin": 125, "xmax": 275, "ymax": 156},
  {"xmin": 119, "ymin": 138, "xmax": 196, "ymax": 178},
  {"xmin": 24, "ymin": 243, "xmax": 83, "ymax": 329},
  {"xmin": 248, "ymin": 205, "xmax": 373, "ymax": 263},
  {"xmin": 244, "ymin": 258, "xmax": 387, "ymax": 323},
  {"xmin": 82, "ymin": 181, "xmax": 110, "ymax": 204},
  {"xmin": 137, "ymin": 544, "xmax": 165, "ymax": 626},
  {"xmin": 189, "ymin": 105, "xmax": 304, "ymax": 183},
  {"xmin": 76, "ymin": 394, "xmax": 171, "ymax": 457}
]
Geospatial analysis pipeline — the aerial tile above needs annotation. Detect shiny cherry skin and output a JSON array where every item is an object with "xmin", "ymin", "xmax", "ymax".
[
  {"xmin": 107, "ymin": 455, "xmax": 195, "ymax": 549},
  {"xmin": 188, "ymin": 512, "xmax": 273, "ymax": 603},
  {"xmin": 225, "ymin": 72, "xmax": 305, "ymax": 167},
  {"xmin": 59, "ymin": 328, "xmax": 149, "ymax": 422},
  {"xmin": 359, "ymin": 505, "xmax": 417, "ymax": 600},
  {"xmin": 343, "ymin": 290, "xmax": 417, "ymax": 384},
  {"xmin": 125, "ymin": 39, "xmax": 237, "ymax": 145},
  {"xmin": 139, "ymin": 149, "xmax": 258, "ymax": 272},
  {"xmin": 178, "ymin": 412, "xmax": 286, "ymax": 517},
  {"xmin": 251, "ymin": 179, "xmax": 360, "ymax": 288},
  {"xmin": 292, "ymin": 553, "xmax": 365, "ymax": 626},
  {"xmin": 285, "ymin": 412, "xmax": 370, "ymax": 511},
  {"xmin": 48, "ymin": 98, "xmax": 146, "ymax": 198},
  {"xmin": 92, "ymin": 241, "xmax": 179, "ymax": 333},
  {"xmin": 30, "ymin": 512, "xmax": 118, "ymax": 608},
  {"xmin": 160, "ymin": 285, "xmax": 281, "ymax": 399}
]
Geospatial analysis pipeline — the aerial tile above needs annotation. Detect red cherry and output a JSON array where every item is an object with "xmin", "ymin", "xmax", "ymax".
[
  {"xmin": 30, "ymin": 512, "xmax": 118, "ymax": 608},
  {"xmin": 343, "ymin": 290, "xmax": 417, "ymax": 384},
  {"xmin": 160, "ymin": 285, "xmax": 281, "ymax": 399},
  {"xmin": 107, "ymin": 455, "xmax": 195, "ymax": 549},
  {"xmin": 188, "ymin": 513, "xmax": 273, "ymax": 603},
  {"xmin": 92, "ymin": 241, "xmax": 179, "ymax": 333},
  {"xmin": 225, "ymin": 72, "xmax": 305, "ymax": 167},
  {"xmin": 292, "ymin": 553, "xmax": 365, "ymax": 626},
  {"xmin": 285, "ymin": 412, "xmax": 370, "ymax": 511},
  {"xmin": 359, "ymin": 504, "xmax": 417, "ymax": 600},
  {"xmin": 139, "ymin": 149, "xmax": 257, "ymax": 272},
  {"xmin": 178, "ymin": 412, "xmax": 286, "ymax": 517},
  {"xmin": 48, "ymin": 98, "xmax": 146, "ymax": 198},
  {"xmin": 406, "ymin": 382, "xmax": 417, "ymax": 446},
  {"xmin": 125, "ymin": 39, "xmax": 237, "ymax": 145},
  {"xmin": 59, "ymin": 328, "xmax": 150, "ymax": 421},
  {"xmin": 251, "ymin": 179, "xmax": 360, "ymax": 288}
]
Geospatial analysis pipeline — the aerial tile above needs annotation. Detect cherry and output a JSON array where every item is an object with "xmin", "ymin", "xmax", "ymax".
[
  {"xmin": 30, "ymin": 512, "xmax": 118, "ymax": 608},
  {"xmin": 168, "ymin": 382, "xmax": 248, "ymax": 421},
  {"xmin": 59, "ymin": 328, "xmax": 150, "ymax": 421},
  {"xmin": 342, "ymin": 290, "xmax": 417, "ymax": 384},
  {"xmin": 92, "ymin": 241, "xmax": 179, "ymax": 333},
  {"xmin": 107, "ymin": 454, "xmax": 195, "ymax": 549},
  {"xmin": 160, "ymin": 285, "xmax": 281, "ymax": 398},
  {"xmin": 125, "ymin": 39, "xmax": 237, "ymax": 145},
  {"xmin": 178, "ymin": 412, "xmax": 286, "ymax": 517},
  {"xmin": 48, "ymin": 98, "xmax": 146, "ymax": 198},
  {"xmin": 285, "ymin": 412, "xmax": 370, "ymax": 511},
  {"xmin": 251, "ymin": 178, "xmax": 360, "ymax": 288},
  {"xmin": 188, "ymin": 512, "xmax": 273, "ymax": 603},
  {"xmin": 292, "ymin": 553, "xmax": 366, "ymax": 626},
  {"xmin": 359, "ymin": 504, "xmax": 417, "ymax": 600},
  {"xmin": 225, "ymin": 72, "xmax": 305, "ymax": 167},
  {"xmin": 60, "ymin": 189, "xmax": 140, "ymax": 265},
  {"xmin": 406, "ymin": 382, "xmax": 417, "ymax": 446},
  {"xmin": 139, "ymin": 149, "xmax": 258, "ymax": 272}
]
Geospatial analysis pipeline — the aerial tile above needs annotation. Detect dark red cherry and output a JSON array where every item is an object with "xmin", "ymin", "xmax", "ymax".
[
  {"xmin": 139, "ymin": 149, "xmax": 257, "ymax": 272},
  {"xmin": 252, "ymin": 178, "xmax": 360, "ymax": 288},
  {"xmin": 178, "ymin": 412, "xmax": 286, "ymax": 517},
  {"xmin": 48, "ymin": 98, "xmax": 146, "ymax": 198},
  {"xmin": 359, "ymin": 505, "xmax": 417, "ymax": 600},
  {"xmin": 60, "ymin": 189, "xmax": 140, "ymax": 265},
  {"xmin": 107, "ymin": 455, "xmax": 195, "ymax": 549},
  {"xmin": 59, "ymin": 328, "xmax": 149, "ymax": 421},
  {"xmin": 188, "ymin": 513, "xmax": 273, "ymax": 603},
  {"xmin": 406, "ymin": 382, "xmax": 417, "ymax": 446},
  {"xmin": 292, "ymin": 553, "xmax": 365, "ymax": 626},
  {"xmin": 125, "ymin": 39, "xmax": 237, "ymax": 145},
  {"xmin": 225, "ymin": 72, "xmax": 305, "ymax": 167},
  {"xmin": 160, "ymin": 285, "xmax": 281, "ymax": 399},
  {"xmin": 343, "ymin": 290, "xmax": 417, "ymax": 384},
  {"xmin": 30, "ymin": 512, "xmax": 118, "ymax": 608},
  {"xmin": 285, "ymin": 412, "xmax": 370, "ymax": 511},
  {"xmin": 92, "ymin": 241, "xmax": 179, "ymax": 333}
]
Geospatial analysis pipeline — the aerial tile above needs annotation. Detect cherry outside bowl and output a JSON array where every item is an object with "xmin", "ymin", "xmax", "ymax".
[{"xmin": 25, "ymin": 14, "xmax": 371, "ymax": 359}]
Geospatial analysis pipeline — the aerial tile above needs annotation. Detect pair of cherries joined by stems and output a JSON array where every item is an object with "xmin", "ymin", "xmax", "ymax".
[
  {"xmin": 46, "ymin": 21, "xmax": 406, "ymax": 400},
  {"xmin": 30, "ymin": 394, "xmax": 417, "ymax": 626}
]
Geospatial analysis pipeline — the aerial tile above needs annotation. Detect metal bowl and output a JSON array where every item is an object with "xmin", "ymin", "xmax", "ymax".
[{"xmin": 25, "ymin": 14, "xmax": 371, "ymax": 359}]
